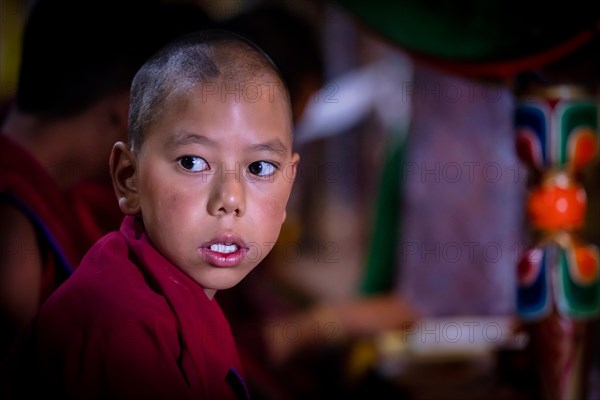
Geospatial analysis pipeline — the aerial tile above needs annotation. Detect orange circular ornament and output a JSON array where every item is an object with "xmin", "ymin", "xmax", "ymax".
[{"xmin": 527, "ymin": 172, "xmax": 586, "ymax": 231}]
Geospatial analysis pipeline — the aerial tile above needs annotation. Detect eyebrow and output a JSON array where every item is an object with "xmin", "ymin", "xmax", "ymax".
[
  {"xmin": 165, "ymin": 131, "xmax": 217, "ymax": 150},
  {"xmin": 247, "ymin": 138, "xmax": 289, "ymax": 157},
  {"xmin": 166, "ymin": 131, "xmax": 289, "ymax": 156}
]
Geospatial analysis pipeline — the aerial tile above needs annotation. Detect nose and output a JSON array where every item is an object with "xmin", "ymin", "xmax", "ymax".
[{"xmin": 207, "ymin": 166, "xmax": 246, "ymax": 217}]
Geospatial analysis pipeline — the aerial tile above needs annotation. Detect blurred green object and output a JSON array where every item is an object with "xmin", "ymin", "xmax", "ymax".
[
  {"xmin": 335, "ymin": 1, "xmax": 600, "ymax": 77},
  {"xmin": 360, "ymin": 132, "xmax": 405, "ymax": 295}
]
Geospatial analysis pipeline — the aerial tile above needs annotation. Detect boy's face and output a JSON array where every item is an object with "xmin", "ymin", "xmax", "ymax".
[{"xmin": 132, "ymin": 80, "xmax": 298, "ymax": 299}]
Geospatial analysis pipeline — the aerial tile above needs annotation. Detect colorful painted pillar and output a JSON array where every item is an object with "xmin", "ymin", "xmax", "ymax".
[{"xmin": 515, "ymin": 84, "xmax": 600, "ymax": 400}]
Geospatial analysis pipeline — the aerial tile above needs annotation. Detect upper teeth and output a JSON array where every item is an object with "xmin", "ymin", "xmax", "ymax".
[{"xmin": 210, "ymin": 243, "xmax": 238, "ymax": 254}]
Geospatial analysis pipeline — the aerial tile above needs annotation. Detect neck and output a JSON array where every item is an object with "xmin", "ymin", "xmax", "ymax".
[{"xmin": 204, "ymin": 288, "xmax": 216, "ymax": 300}]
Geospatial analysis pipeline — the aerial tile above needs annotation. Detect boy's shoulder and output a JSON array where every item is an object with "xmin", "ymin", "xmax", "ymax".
[{"xmin": 38, "ymin": 229, "xmax": 177, "ymax": 333}]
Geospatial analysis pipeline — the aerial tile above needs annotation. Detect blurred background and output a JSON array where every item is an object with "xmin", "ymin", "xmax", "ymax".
[{"xmin": 2, "ymin": 0, "xmax": 600, "ymax": 399}]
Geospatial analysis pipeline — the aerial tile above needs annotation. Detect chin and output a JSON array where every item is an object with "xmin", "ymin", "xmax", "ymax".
[
  {"xmin": 210, "ymin": 281, "xmax": 238, "ymax": 291},
  {"xmin": 204, "ymin": 275, "xmax": 246, "ymax": 292}
]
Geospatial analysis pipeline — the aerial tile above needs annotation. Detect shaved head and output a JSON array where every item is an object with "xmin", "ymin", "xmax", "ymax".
[{"xmin": 128, "ymin": 30, "xmax": 291, "ymax": 151}]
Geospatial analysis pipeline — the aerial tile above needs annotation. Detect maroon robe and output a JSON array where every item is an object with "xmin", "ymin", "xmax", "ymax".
[
  {"xmin": 0, "ymin": 133, "xmax": 91, "ymax": 298},
  {"xmin": 6, "ymin": 216, "xmax": 250, "ymax": 399},
  {"xmin": 0, "ymin": 132, "xmax": 128, "ymax": 362},
  {"xmin": 0, "ymin": 132, "xmax": 122, "ymax": 294}
]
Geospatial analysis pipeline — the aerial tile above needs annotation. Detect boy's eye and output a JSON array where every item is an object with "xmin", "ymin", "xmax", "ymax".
[
  {"xmin": 178, "ymin": 156, "xmax": 209, "ymax": 172},
  {"xmin": 248, "ymin": 161, "xmax": 276, "ymax": 176}
]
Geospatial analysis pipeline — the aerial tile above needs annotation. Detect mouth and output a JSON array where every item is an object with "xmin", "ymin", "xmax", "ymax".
[
  {"xmin": 199, "ymin": 236, "xmax": 249, "ymax": 267},
  {"xmin": 208, "ymin": 243, "xmax": 239, "ymax": 254}
]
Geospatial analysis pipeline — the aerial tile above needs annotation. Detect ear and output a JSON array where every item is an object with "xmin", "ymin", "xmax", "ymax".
[
  {"xmin": 289, "ymin": 152, "xmax": 300, "ymax": 184},
  {"xmin": 282, "ymin": 152, "xmax": 301, "ymax": 224},
  {"xmin": 109, "ymin": 141, "xmax": 140, "ymax": 215}
]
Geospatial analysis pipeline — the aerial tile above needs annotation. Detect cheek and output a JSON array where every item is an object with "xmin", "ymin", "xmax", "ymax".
[
  {"xmin": 265, "ymin": 199, "xmax": 284, "ymax": 219},
  {"xmin": 256, "ymin": 188, "xmax": 290, "ymax": 223},
  {"xmin": 139, "ymin": 168, "xmax": 182, "ymax": 222},
  {"xmin": 256, "ymin": 202, "xmax": 285, "ymax": 246},
  {"xmin": 141, "ymin": 182, "xmax": 202, "ymax": 255},
  {"xmin": 150, "ymin": 185, "xmax": 201, "ymax": 225}
]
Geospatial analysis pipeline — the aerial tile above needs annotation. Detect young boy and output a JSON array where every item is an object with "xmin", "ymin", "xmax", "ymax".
[
  {"xmin": 0, "ymin": 0, "xmax": 211, "ymax": 360},
  {"xmin": 5, "ymin": 30, "xmax": 299, "ymax": 399}
]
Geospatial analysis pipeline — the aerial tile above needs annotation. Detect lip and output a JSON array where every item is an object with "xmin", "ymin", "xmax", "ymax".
[{"xmin": 198, "ymin": 234, "xmax": 249, "ymax": 268}]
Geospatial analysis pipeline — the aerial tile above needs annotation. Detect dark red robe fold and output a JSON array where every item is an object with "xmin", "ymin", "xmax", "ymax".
[
  {"xmin": 0, "ymin": 134, "xmax": 87, "ymax": 296},
  {"xmin": 0, "ymin": 133, "xmax": 124, "ymax": 300},
  {"xmin": 7, "ymin": 215, "xmax": 249, "ymax": 399}
]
